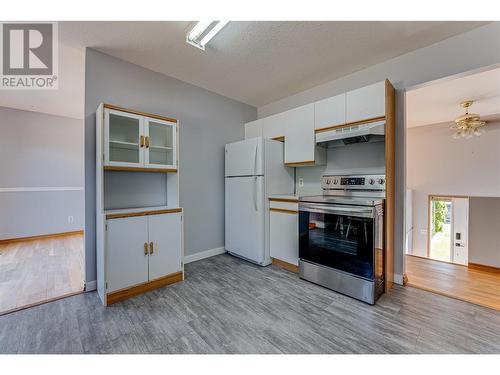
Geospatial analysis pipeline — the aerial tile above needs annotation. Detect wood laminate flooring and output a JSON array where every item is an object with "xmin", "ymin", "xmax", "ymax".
[
  {"xmin": 1, "ymin": 254, "xmax": 499, "ymax": 354},
  {"xmin": 405, "ymin": 255, "xmax": 500, "ymax": 311},
  {"xmin": 0, "ymin": 233, "xmax": 85, "ymax": 315}
]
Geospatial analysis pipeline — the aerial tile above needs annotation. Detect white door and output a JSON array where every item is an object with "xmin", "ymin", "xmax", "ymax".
[
  {"xmin": 148, "ymin": 213, "xmax": 182, "ymax": 280},
  {"xmin": 262, "ymin": 112, "xmax": 287, "ymax": 139},
  {"xmin": 284, "ymin": 104, "xmax": 315, "ymax": 164},
  {"xmin": 225, "ymin": 176, "xmax": 265, "ymax": 264},
  {"xmin": 104, "ymin": 109, "xmax": 145, "ymax": 168},
  {"xmin": 106, "ymin": 216, "xmax": 149, "ymax": 292},
  {"xmin": 225, "ymin": 137, "xmax": 263, "ymax": 177},
  {"xmin": 452, "ymin": 198, "xmax": 469, "ymax": 265},
  {"xmin": 270, "ymin": 211, "xmax": 298, "ymax": 266},
  {"xmin": 144, "ymin": 117, "xmax": 177, "ymax": 169},
  {"xmin": 314, "ymin": 93, "xmax": 346, "ymax": 130},
  {"xmin": 346, "ymin": 81, "xmax": 386, "ymax": 123}
]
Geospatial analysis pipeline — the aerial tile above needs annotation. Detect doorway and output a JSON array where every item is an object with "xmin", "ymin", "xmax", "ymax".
[{"xmin": 428, "ymin": 196, "xmax": 468, "ymax": 265}]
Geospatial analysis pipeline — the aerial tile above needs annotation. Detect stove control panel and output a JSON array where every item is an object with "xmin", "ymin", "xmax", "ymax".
[{"xmin": 322, "ymin": 174, "xmax": 386, "ymax": 190}]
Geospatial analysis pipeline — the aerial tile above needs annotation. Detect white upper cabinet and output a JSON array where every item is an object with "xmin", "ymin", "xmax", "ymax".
[
  {"xmin": 284, "ymin": 104, "xmax": 318, "ymax": 165},
  {"xmin": 346, "ymin": 81, "xmax": 386, "ymax": 123},
  {"xmin": 262, "ymin": 112, "xmax": 287, "ymax": 139},
  {"xmin": 314, "ymin": 93, "xmax": 346, "ymax": 130},
  {"xmin": 144, "ymin": 117, "xmax": 177, "ymax": 170},
  {"xmin": 244, "ymin": 119, "xmax": 263, "ymax": 139},
  {"xmin": 105, "ymin": 109, "xmax": 144, "ymax": 168}
]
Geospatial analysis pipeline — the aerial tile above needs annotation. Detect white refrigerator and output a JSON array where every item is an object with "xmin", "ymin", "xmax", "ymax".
[{"xmin": 225, "ymin": 137, "xmax": 294, "ymax": 265}]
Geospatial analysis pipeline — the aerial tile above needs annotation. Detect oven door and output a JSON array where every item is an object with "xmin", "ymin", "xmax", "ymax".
[{"xmin": 299, "ymin": 202, "xmax": 375, "ymax": 280}]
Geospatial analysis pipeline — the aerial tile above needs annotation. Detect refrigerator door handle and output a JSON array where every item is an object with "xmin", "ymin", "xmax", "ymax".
[
  {"xmin": 253, "ymin": 143, "xmax": 258, "ymax": 176},
  {"xmin": 253, "ymin": 176, "xmax": 258, "ymax": 211}
]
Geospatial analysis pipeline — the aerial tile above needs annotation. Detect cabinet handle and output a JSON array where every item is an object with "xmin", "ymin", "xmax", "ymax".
[
  {"xmin": 143, "ymin": 242, "xmax": 148, "ymax": 255},
  {"xmin": 140, "ymin": 135, "xmax": 145, "ymax": 148},
  {"xmin": 149, "ymin": 241, "xmax": 154, "ymax": 254},
  {"xmin": 145, "ymin": 136, "xmax": 150, "ymax": 148}
]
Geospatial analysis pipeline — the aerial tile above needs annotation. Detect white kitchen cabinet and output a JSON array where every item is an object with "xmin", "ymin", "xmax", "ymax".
[
  {"xmin": 104, "ymin": 107, "xmax": 178, "ymax": 170},
  {"xmin": 262, "ymin": 112, "xmax": 287, "ymax": 140},
  {"xmin": 105, "ymin": 212, "xmax": 183, "ymax": 295},
  {"xmin": 148, "ymin": 212, "xmax": 183, "ymax": 280},
  {"xmin": 314, "ymin": 93, "xmax": 346, "ymax": 130},
  {"xmin": 269, "ymin": 198, "xmax": 299, "ymax": 268},
  {"xmin": 346, "ymin": 81, "xmax": 386, "ymax": 123},
  {"xmin": 106, "ymin": 216, "xmax": 149, "ymax": 292},
  {"xmin": 284, "ymin": 104, "xmax": 326, "ymax": 166},
  {"xmin": 244, "ymin": 119, "xmax": 263, "ymax": 139}
]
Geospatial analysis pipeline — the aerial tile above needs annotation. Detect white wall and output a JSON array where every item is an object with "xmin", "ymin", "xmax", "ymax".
[
  {"xmin": 0, "ymin": 107, "xmax": 84, "ymax": 240},
  {"xmin": 407, "ymin": 121, "xmax": 500, "ymax": 257},
  {"xmin": 257, "ymin": 22, "xmax": 500, "ymax": 281}
]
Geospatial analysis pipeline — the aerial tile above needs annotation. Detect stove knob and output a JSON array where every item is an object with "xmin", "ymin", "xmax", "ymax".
[
  {"xmin": 369, "ymin": 178, "xmax": 375, "ymax": 185},
  {"xmin": 378, "ymin": 178, "xmax": 385, "ymax": 185},
  {"xmin": 333, "ymin": 179, "xmax": 338, "ymax": 185},
  {"xmin": 325, "ymin": 178, "xmax": 331, "ymax": 185}
]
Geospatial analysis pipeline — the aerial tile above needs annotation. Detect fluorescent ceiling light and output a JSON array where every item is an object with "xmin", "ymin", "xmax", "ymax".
[{"xmin": 186, "ymin": 21, "xmax": 229, "ymax": 51}]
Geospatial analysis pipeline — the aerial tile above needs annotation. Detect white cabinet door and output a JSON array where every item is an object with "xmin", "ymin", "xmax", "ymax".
[
  {"xmin": 314, "ymin": 93, "xmax": 346, "ymax": 130},
  {"xmin": 284, "ymin": 104, "xmax": 316, "ymax": 164},
  {"xmin": 270, "ymin": 210, "xmax": 298, "ymax": 266},
  {"xmin": 148, "ymin": 213, "xmax": 182, "ymax": 280},
  {"xmin": 104, "ymin": 109, "xmax": 145, "ymax": 168},
  {"xmin": 106, "ymin": 216, "xmax": 149, "ymax": 292},
  {"xmin": 144, "ymin": 117, "xmax": 177, "ymax": 169},
  {"xmin": 262, "ymin": 112, "xmax": 287, "ymax": 139},
  {"xmin": 346, "ymin": 81, "xmax": 386, "ymax": 123},
  {"xmin": 245, "ymin": 119, "xmax": 263, "ymax": 139}
]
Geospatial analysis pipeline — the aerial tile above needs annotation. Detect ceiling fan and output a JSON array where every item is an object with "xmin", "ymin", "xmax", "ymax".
[{"xmin": 451, "ymin": 100, "xmax": 486, "ymax": 139}]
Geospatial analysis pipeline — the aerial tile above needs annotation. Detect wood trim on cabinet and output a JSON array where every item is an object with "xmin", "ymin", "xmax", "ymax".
[
  {"xmin": 468, "ymin": 262, "xmax": 500, "ymax": 274},
  {"xmin": 384, "ymin": 79, "xmax": 395, "ymax": 292},
  {"xmin": 0, "ymin": 230, "xmax": 84, "ymax": 245},
  {"xmin": 314, "ymin": 115, "xmax": 386, "ymax": 134},
  {"xmin": 269, "ymin": 197, "xmax": 299, "ymax": 203},
  {"xmin": 104, "ymin": 166, "xmax": 177, "ymax": 173},
  {"xmin": 285, "ymin": 160, "xmax": 316, "ymax": 167},
  {"xmin": 106, "ymin": 271, "xmax": 183, "ymax": 305},
  {"xmin": 269, "ymin": 207, "xmax": 299, "ymax": 215},
  {"xmin": 106, "ymin": 208, "xmax": 182, "ymax": 220},
  {"xmin": 103, "ymin": 103, "xmax": 177, "ymax": 123},
  {"xmin": 272, "ymin": 135, "xmax": 285, "ymax": 142},
  {"xmin": 272, "ymin": 258, "xmax": 299, "ymax": 273}
]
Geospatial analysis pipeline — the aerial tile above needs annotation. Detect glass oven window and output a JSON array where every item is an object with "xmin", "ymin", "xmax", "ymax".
[{"xmin": 299, "ymin": 210, "xmax": 374, "ymax": 280}]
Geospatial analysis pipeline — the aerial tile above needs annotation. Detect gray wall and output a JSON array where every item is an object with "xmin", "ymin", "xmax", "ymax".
[
  {"xmin": 84, "ymin": 49, "xmax": 257, "ymax": 283},
  {"xmin": 257, "ymin": 22, "xmax": 500, "ymax": 281},
  {"xmin": 0, "ymin": 106, "xmax": 84, "ymax": 239},
  {"xmin": 407, "ymin": 121, "xmax": 500, "ymax": 257},
  {"xmin": 469, "ymin": 197, "xmax": 500, "ymax": 268}
]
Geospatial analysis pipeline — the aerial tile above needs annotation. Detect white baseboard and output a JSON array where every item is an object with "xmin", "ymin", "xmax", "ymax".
[
  {"xmin": 184, "ymin": 246, "xmax": 226, "ymax": 264},
  {"xmin": 85, "ymin": 280, "xmax": 97, "ymax": 291},
  {"xmin": 394, "ymin": 273, "xmax": 404, "ymax": 285}
]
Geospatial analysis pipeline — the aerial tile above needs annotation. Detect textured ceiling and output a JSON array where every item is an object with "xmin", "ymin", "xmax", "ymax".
[
  {"xmin": 406, "ymin": 67, "xmax": 500, "ymax": 128},
  {"xmin": 60, "ymin": 21, "xmax": 487, "ymax": 108}
]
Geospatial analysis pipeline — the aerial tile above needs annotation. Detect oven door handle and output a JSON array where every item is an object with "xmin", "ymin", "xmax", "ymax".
[{"xmin": 299, "ymin": 203, "xmax": 374, "ymax": 218}]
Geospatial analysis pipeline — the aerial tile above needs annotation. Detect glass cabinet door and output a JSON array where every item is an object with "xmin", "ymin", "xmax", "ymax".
[
  {"xmin": 144, "ymin": 118, "xmax": 177, "ymax": 169},
  {"xmin": 105, "ymin": 110, "xmax": 144, "ymax": 167}
]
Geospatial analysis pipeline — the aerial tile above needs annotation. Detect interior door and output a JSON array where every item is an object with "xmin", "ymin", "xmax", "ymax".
[
  {"xmin": 225, "ymin": 137, "xmax": 263, "ymax": 177},
  {"xmin": 452, "ymin": 197, "xmax": 469, "ymax": 265},
  {"xmin": 106, "ymin": 216, "xmax": 149, "ymax": 292},
  {"xmin": 144, "ymin": 118, "xmax": 177, "ymax": 169},
  {"xmin": 104, "ymin": 109, "xmax": 144, "ymax": 167},
  {"xmin": 148, "ymin": 213, "xmax": 182, "ymax": 280},
  {"xmin": 225, "ymin": 176, "xmax": 265, "ymax": 263}
]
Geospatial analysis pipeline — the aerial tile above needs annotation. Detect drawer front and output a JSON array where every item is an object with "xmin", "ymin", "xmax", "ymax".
[{"xmin": 269, "ymin": 199, "xmax": 299, "ymax": 212}]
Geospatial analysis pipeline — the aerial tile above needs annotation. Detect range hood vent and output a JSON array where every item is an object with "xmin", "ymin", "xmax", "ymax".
[{"xmin": 316, "ymin": 120, "xmax": 385, "ymax": 145}]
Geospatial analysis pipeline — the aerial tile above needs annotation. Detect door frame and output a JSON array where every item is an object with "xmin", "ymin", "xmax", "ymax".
[{"xmin": 427, "ymin": 194, "xmax": 468, "ymax": 262}]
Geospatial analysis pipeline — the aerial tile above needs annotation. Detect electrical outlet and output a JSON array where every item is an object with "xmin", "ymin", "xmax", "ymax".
[
  {"xmin": 68, "ymin": 215, "xmax": 74, "ymax": 224},
  {"xmin": 298, "ymin": 178, "xmax": 304, "ymax": 187}
]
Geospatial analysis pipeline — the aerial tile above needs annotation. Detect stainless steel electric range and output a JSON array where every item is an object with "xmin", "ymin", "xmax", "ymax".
[{"xmin": 298, "ymin": 174, "xmax": 385, "ymax": 304}]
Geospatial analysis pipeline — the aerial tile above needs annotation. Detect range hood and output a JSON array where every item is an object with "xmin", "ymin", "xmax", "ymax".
[{"xmin": 316, "ymin": 120, "xmax": 385, "ymax": 145}]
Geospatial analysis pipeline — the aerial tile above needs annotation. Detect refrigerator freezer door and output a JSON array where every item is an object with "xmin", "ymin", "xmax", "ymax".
[
  {"xmin": 225, "ymin": 137, "xmax": 263, "ymax": 177},
  {"xmin": 225, "ymin": 176, "xmax": 266, "ymax": 264}
]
